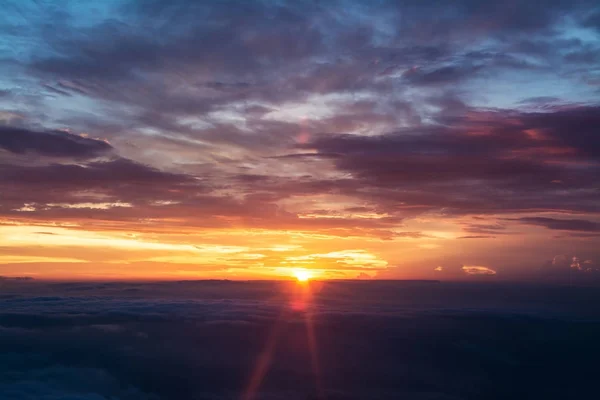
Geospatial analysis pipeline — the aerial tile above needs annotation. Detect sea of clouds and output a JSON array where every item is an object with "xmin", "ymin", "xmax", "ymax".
[{"xmin": 0, "ymin": 280, "xmax": 599, "ymax": 399}]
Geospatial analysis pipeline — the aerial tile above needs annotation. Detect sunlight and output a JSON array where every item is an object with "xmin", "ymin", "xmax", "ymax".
[{"xmin": 293, "ymin": 269, "xmax": 312, "ymax": 282}]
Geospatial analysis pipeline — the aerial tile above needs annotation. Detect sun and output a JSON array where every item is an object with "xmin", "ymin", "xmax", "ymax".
[{"xmin": 293, "ymin": 269, "xmax": 312, "ymax": 282}]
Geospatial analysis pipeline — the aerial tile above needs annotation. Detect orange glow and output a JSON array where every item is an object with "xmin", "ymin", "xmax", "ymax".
[
  {"xmin": 0, "ymin": 220, "xmax": 398, "ymax": 280},
  {"xmin": 0, "ymin": 213, "xmax": 512, "ymax": 281}
]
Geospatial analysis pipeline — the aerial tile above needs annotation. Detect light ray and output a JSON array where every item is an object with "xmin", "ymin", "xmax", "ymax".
[
  {"xmin": 241, "ymin": 309, "xmax": 286, "ymax": 400},
  {"xmin": 241, "ymin": 281, "xmax": 326, "ymax": 399},
  {"xmin": 302, "ymin": 283, "xmax": 325, "ymax": 399}
]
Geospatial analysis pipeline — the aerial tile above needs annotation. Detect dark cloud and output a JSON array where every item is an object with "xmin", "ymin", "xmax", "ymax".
[
  {"xmin": 461, "ymin": 223, "xmax": 509, "ymax": 235},
  {"xmin": 524, "ymin": 106, "xmax": 600, "ymax": 159},
  {"xmin": 0, "ymin": 126, "xmax": 112, "ymax": 158},
  {"xmin": 518, "ymin": 96, "xmax": 562, "ymax": 105},
  {"xmin": 402, "ymin": 65, "xmax": 483, "ymax": 86},
  {"xmin": 303, "ymin": 106, "xmax": 600, "ymax": 215},
  {"xmin": 511, "ymin": 217, "xmax": 600, "ymax": 232},
  {"xmin": 31, "ymin": 1, "xmax": 326, "ymax": 83},
  {"xmin": 564, "ymin": 48, "xmax": 600, "ymax": 64},
  {"xmin": 582, "ymin": 11, "xmax": 600, "ymax": 31},
  {"xmin": 0, "ymin": 158, "xmax": 192, "ymax": 187},
  {"xmin": 0, "ymin": 157, "xmax": 203, "ymax": 218},
  {"xmin": 0, "ymin": 157, "xmax": 208, "ymax": 224},
  {"xmin": 0, "ymin": 156, "xmax": 409, "ymax": 238},
  {"xmin": 0, "ymin": 105, "xmax": 598, "ymax": 239}
]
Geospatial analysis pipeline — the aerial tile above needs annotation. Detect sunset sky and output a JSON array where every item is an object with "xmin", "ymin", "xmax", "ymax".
[{"xmin": 1, "ymin": 0, "xmax": 599, "ymax": 280}]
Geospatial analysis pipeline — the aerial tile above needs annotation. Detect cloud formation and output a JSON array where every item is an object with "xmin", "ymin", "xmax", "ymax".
[
  {"xmin": 510, "ymin": 217, "xmax": 600, "ymax": 232},
  {"xmin": 305, "ymin": 106, "xmax": 600, "ymax": 216},
  {"xmin": 0, "ymin": 126, "xmax": 112, "ymax": 159},
  {"xmin": 0, "ymin": 0, "xmax": 599, "ymax": 278}
]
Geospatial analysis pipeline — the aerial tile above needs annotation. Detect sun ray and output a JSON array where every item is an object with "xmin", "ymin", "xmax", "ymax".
[
  {"xmin": 303, "ymin": 285, "xmax": 325, "ymax": 399},
  {"xmin": 241, "ymin": 310, "xmax": 286, "ymax": 400}
]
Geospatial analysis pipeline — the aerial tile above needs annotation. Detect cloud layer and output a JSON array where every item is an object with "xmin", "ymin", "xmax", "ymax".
[{"xmin": 1, "ymin": 280, "xmax": 600, "ymax": 399}]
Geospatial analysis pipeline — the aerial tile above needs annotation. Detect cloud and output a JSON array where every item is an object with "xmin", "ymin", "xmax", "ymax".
[
  {"xmin": 0, "ymin": 126, "xmax": 112, "ymax": 158},
  {"xmin": 402, "ymin": 65, "xmax": 483, "ymax": 86},
  {"xmin": 543, "ymin": 255, "xmax": 600, "ymax": 281},
  {"xmin": 303, "ymin": 106, "xmax": 600, "ymax": 216},
  {"xmin": 461, "ymin": 222, "xmax": 508, "ymax": 235},
  {"xmin": 511, "ymin": 217, "xmax": 600, "ymax": 232},
  {"xmin": 0, "ymin": 157, "xmax": 198, "ymax": 210},
  {"xmin": 0, "ymin": 364, "xmax": 158, "ymax": 400},
  {"xmin": 0, "ymin": 158, "xmax": 192, "ymax": 187},
  {"xmin": 1, "ymin": 0, "xmax": 600, "ymax": 278},
  {"xmin": 582, "ymin": 11, "xmax": 600, "ymax": 31},
  {"xmin": 553, "ymin": 255, "xmax": 568, "ymax": 266},
  {"xmin": 1, "ymin": 280, "xmax": 600, "ymax": 399},
  {"xmin": 462, "ymin": 266, "xmax": 497, "ymax": 276},
  {"xmin": 2, "ymin": 105, "xmax": 597, "ymax": 251}
]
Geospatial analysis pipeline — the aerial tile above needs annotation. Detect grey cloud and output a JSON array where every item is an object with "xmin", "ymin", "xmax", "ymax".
[
  {"xmin": 0, "ymin": 158, "xmax": 193, "ymax": 187},
  {"xmin": 461, "ymin": 223, "xmax": 508, "ymax": 235},
  {"xmin": 564, "ymin": 48, "xmax": 600, "ymax": 64},
  {"xmin": 582, "ymin": 11, "xmax": 600, "ymax": 31},
  {"xmin": 518, "ymin": 96, "xmax": 562, "ymax": 104},
  {"xmin": 20, "ymin": 0, "xmax": 598, "ymax": 128},
  {"xmin": 510, "ymin": 217, "xmax": 600, "ymax": 232},
  {"xmin": 0, "ymin": 126, "xmax": 112, "ymax": 159},
  {"xmin": 402, "ymin": 65, "xmax": 483, "ymax": 86},
  {"xmin": 303, "ymin": 106, "xmax": 600, "ymax": 216}
]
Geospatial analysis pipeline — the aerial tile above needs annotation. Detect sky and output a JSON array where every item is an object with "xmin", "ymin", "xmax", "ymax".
[{"xmin": 0, "ymin": 0, "xmax": 600, "ymax": 280}]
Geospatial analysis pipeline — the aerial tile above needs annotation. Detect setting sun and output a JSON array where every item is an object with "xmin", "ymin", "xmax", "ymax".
[{"xmin": 293, "ymin": 269, "xmax": 312, "ymax": 282}]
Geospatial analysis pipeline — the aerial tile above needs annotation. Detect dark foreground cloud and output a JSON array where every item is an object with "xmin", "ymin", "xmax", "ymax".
[
  {"xmin": 511, "ymin": 217, "xmax": 600, "ymax": 232},
  {"xmin": 304, "ymin": 106, "xmax": 600, "ymax": 216},
  {"xmin": 0, "ymin": 126, "xmax": 112, "ymax": 159}
]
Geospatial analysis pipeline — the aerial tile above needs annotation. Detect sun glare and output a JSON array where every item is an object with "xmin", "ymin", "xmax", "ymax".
[{"xmin": 293, "ymin": 269, "xmax": 311, "ymax": 282}]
